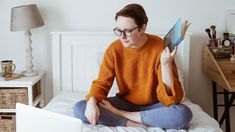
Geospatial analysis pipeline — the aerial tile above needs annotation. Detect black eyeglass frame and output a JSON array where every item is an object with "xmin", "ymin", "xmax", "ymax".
[{"xmin": 113, "ymin": 26, "xmax": 139, "ymax": 37}]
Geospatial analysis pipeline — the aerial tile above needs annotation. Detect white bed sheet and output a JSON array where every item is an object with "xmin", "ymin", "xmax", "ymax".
[{"xmin": 44, "ymin": 91, "xmax": 223, "ymax": 132}]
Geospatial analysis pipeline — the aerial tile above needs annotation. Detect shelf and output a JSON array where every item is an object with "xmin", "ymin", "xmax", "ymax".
[
  {"xmin": 0, "ymin": 71, "xmax": 45, "ymax": 113},
  {"xmin": 0, "ymin": 70, "xmax": 45, "ymax": 87},
  {"xmin": 0, "ymin": 109, "xmax": 16, "ymax": 113},
  {"xmin": 203, "ymin": 45, "xmax": 235, "ymax": 92}
]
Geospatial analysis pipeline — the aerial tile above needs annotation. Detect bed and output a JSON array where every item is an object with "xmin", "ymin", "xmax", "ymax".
[{"xmin": 43, "ymin": 31, "xmax": 223, "ymax": 132}]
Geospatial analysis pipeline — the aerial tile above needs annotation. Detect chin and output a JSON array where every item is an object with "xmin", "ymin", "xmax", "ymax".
[
  {"xmin": 123, "ymin": 44, "xmax": 130, "ymax": 48},
  {"xmin": 122, "ymin": 42, "xmax": 131, "ymax": 48}
]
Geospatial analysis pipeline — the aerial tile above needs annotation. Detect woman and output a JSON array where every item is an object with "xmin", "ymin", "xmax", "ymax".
[{"xmin": 74, "ymin": 3, "xmax": 192, "ymax": 129}]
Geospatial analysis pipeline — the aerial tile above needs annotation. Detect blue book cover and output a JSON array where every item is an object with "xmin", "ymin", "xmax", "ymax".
[{"xmin": 164, "ymin": 18, "xmax": 183, "ymax": 52}]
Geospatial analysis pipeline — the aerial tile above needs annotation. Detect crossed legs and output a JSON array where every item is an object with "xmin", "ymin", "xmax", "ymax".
[{"xmin": 74, "ymin": 96, "xmax": 192, "ymax": 129}]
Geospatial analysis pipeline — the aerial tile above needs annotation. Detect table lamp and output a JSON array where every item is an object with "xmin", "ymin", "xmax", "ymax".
[{"xmin": 10, "ymin": 4, "xmax": 44, "ymax": 77}]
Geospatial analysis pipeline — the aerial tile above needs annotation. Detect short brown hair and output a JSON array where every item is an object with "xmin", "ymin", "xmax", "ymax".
[{"xmin": 115, "ymin": 4, "xmax": 148, "ymax": 27}]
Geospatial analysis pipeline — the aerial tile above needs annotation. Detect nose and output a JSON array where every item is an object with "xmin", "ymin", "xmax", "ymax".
[{"xmin": 120, "ymin": 33, "xmax": 127, "ymax": 39}]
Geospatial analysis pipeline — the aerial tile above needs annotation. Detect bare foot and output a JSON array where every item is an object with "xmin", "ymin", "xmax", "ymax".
[{"xmin": 126, "ymin": 120, "xmax": 147, "ymax": 128}]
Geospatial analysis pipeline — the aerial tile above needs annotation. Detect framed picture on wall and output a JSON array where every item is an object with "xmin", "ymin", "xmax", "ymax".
[{"xmin": 226, "ymin": 9, "xmax": 235, "ymax": 35}]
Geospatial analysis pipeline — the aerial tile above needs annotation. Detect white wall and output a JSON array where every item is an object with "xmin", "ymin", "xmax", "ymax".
[{"xmin": 1, "ymin": 0, "xmax": 235, "ymax": 131}]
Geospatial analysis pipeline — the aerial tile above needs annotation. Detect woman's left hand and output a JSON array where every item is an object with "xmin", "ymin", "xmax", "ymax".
[
  {"xmin": 160, "ymin": 47, "xmax": 177, "ymax": 66},
  {"xmin": 99, "ymin": 99, "xmax": 117, "ymax": 114}
]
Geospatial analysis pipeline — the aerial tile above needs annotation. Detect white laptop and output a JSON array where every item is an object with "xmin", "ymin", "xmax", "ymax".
[{"xmin": 16, "ymin": 103, "xmax": 83, "ymax": 132}]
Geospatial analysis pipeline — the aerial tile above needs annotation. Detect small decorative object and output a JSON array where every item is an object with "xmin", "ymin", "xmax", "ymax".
[
  {"xmin": 10, "ymin": 4, "xmax": 44, "ymax": 77},
  {"xmin": 211, "ymin": 38, "xmax": 216, "ymax": 48},
  {"xmin": 204, "ymin": 25, "xmax": 217, "ymax": 48},
  {"xmin": 204, "ymin": 25, "xmax": 233, "ymax": 59},
  {"xmin": 217, "ymin": 38, "xmax": 223, "ymax": 49},
  {"xmin": 210, "ymin": 25, "xmax": 217, "ymax": 39},
  {"xmin": 222, "ymin": 32, "xmax": 231, "ymax": 47},
  {"xmin": 1, "ymin": 60, "xmax": 16, "ymax": 77},
  {"xmin": 205, "ymin": 28, "xmax": 212, "ymax": 39}
]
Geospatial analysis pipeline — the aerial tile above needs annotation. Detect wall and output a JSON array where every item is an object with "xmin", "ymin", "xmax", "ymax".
[{"xmin": 0, "ymin": 0, "xmax": 235, "ymax": 131}]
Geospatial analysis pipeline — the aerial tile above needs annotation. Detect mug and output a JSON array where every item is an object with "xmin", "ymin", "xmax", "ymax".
[{"xmin": 1, "ymin": 60, "xmax": 16, "ymax": 77}]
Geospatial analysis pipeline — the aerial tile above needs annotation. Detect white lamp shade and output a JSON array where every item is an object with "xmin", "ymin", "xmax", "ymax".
[{"xmin": 11, "ymin": 4, "xmax": 44, "ymax": 31}]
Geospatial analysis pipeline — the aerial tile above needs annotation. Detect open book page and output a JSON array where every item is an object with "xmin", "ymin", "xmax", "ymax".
[{"xmin": 164, "ymin": 18, "xmax": 190, "ymax": 52}]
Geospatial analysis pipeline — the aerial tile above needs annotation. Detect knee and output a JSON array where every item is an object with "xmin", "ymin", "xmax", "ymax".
[
  {"xmin": 73, "ymin": 100, "xmax": 87, "ymax": 121},
  {"xmin": 173, "ymin": 104, "xmax": 193, "ymax": 129}
]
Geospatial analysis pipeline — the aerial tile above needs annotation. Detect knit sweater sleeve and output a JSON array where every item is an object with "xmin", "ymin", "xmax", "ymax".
[
  {"xmin": 155, "ymin": 57, "xmax": 184, "ymax": 106},
  {"xmin": 85, "ymin": 48, "xmax": 115, "ymax": 102}
]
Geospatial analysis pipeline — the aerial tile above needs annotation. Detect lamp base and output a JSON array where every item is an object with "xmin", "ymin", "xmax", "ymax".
[{"xmin": 22, "ymin": 70, "xmax": 39, "ymax": 77}]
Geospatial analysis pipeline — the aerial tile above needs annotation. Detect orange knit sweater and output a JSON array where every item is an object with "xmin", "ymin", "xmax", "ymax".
[{"xmin": 86, "ymin": 34, "xmax": 184, "ymax": 106}]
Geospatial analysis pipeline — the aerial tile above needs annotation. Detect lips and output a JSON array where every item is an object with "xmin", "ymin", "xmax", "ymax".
[{"xmin": 122, "ymin": 40, "xmax": 129, "ymax": 43}]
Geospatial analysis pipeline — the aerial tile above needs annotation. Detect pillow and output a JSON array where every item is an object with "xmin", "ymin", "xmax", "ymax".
[
  {"xmin": 177, "ymin": 67, "xmax": 186, "ymax": 98},
  {"xmin": 96, "ymin": 52, "xmax": 119, "ymax": 97}
]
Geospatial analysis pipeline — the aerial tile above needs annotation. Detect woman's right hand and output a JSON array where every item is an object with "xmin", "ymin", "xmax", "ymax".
[{"xmin": 85, "ymin": 96, "xmax": 100, "ymax": 125}]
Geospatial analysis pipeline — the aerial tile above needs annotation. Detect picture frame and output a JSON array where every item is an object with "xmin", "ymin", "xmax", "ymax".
[{"xmin": 226, "ymin": 9, "xmax": 235, "ymax": 35}]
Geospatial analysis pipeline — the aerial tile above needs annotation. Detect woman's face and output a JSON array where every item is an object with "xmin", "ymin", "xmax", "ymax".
[{"xmin": 115, "ymin": 16, "xmax": 145, "ymax": 48}]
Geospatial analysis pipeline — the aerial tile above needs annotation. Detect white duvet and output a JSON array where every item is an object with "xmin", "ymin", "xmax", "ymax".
[{"xmin": 44, "ymin": 91, "xmax": 223, "ymax": 132}]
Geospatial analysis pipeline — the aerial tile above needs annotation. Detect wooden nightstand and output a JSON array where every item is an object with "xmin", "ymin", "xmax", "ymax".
[
  {"xmin": 0, "ymin": 70, "xmax": 45, "ymax": 132},
  {"xmin": 203, "ymin": 45, "xmax": 235, "ymax": 132}
]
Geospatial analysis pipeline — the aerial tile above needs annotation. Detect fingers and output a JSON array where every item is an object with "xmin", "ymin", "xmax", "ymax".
[
  {"xmin": 161, "ymin": 47, "xmax": 171, "ymax": 59},
  {"xmin": 89, "ymin": 120, "xmax": 94, "ymax": 125},
  {"xmin": 99, "ymin": 99, "xmax": 112, "ymax": 110},
  {"xmin": 99, "ymin": 99, "xmax": 107, "ymax": 106},
  {"xmin": 90, "ymin": 120, "xmax": 96, "ymax": 125},
  {"xmin": 85, "ymin": 101, "xmax": 100, "ymax": 125},
  {"xmin": 161, "ymin": 47, "xmax": 169, "ymax": 57},
  {"xmin": 171, "ymin": 46, "xmax": 177, "ymax": 56},
  {"xmin": 161, "ymin": 46, "xmax": 177, "ymax": 65},
  {"xmin": 92, "ymin": 119, "xmax": 98, "ymax": 125},
  {"xmin": 164, "ymin": 47, "xmax": 170, "ymax": 53},
  {"xmin": 100, "ymin": 99, "xmax": 105, "ymax": 104},
  {"xmin": 89, "ymin": 114, "xmax": 99, "ymax": 125}
]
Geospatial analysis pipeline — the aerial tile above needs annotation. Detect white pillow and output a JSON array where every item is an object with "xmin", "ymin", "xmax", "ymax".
[
  {"xmin": 177, "ymin": 68, "xmax": 186, "ymax": 98},
  {"xmin": 96, "ymin": 52, "xmax": 119, "ymax": 97}
]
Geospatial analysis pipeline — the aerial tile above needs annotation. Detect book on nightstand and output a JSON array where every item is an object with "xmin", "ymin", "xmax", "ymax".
[{"xmin": 1, "ymin": 73, "xmax": 22, "ymax": 81}]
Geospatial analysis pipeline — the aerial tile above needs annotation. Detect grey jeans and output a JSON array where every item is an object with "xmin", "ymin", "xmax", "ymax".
[{"xmin": 73, "ymin": 96, "xmax": 192, "ymax": 129}]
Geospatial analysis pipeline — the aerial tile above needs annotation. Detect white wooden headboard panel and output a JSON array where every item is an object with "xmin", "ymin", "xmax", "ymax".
[{"xmin": 51, "ymin": 31, "xmax": 190, "ymax": 97}]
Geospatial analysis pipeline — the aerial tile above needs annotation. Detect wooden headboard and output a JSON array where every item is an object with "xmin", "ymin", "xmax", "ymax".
[{"xmin": 51, "ymin": 31, "xmax": 190, "ymax": 97}]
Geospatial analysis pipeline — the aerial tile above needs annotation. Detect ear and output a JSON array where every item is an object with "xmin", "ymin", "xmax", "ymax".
[{"xmin": 140, "ymin": 24, "xmax": 147, "ymax": 34}]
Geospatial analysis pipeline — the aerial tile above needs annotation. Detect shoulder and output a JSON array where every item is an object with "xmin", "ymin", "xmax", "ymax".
[
  {"xmin": 146, "ymin": 34, "xmax": 164, "ymax": 50},
  {"xmin": 104, "ymin": 39, "xmax": 123, "ymax": 58},
  {"xmin": 147, "ymin": 34, "xmax": 163, "ymax": 44},
  {"xmin": 106, "ymin": 39, "xmax": 122, "ymax": 52}
]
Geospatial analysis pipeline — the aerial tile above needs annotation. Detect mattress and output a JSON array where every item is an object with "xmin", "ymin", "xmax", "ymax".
[{"xmin": 44, "ymin": 91, "xmax": 223, "ymax": 132}]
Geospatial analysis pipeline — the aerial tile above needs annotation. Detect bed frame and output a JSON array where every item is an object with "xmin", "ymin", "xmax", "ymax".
[
  {"xmin": 51, "ymin": 31, "xmax": 191, "ymax": 97},
  {"xmin": 16, "ymin": 31, "xmax": 224, "ymax": 132}
]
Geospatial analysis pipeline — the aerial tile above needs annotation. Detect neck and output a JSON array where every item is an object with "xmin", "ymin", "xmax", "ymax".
[{"xmin": 131, "ymin": 34, "xmax": 148, "ymax": 48}]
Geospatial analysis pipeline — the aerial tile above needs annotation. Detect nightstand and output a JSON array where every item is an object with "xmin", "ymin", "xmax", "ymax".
[
  {"xmin": 203, "ymin": 45, "xmax": 235, "ymax": 132},
  {"xmin": 0, "ymin": 70, "xmax": 45, "ymax": 132}
]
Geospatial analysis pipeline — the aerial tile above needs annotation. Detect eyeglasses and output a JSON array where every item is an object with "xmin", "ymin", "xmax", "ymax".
[{"xmin": 113, "ymin": 26, "xmax": 139, "ymax": 37}]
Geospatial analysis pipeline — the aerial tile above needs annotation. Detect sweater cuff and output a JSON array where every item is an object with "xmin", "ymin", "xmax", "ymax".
[
  {"xmin": 157, "ymin": 79, "xmax": 183, "ymax": 106},
  {"xmin": 85, "ymin": 93, "xmax": 107, "ymax": 102}
]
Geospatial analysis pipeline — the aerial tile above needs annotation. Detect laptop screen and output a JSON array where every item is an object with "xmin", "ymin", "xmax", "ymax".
[{"xmin": 16, "ymin": 103, "xmax": 82, "ymax": 132}]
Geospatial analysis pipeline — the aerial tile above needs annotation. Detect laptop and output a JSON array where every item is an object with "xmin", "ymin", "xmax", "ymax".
[{"xmin": 16, "ymin": 103, "xmax": 82, "ymax": 132}]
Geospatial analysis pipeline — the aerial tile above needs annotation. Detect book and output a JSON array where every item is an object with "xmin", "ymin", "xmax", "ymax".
[
  {"xmin": 164, "ymin": 18, "xmax": 191, "ymax": 52},
  {"xmin": 3, "ymin": 73, "xmax": 22, "ymax": 81}
]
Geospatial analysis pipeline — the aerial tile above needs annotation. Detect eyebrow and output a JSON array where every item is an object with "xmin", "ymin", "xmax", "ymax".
[{"xmin": 116, "ymin": 27, "xmax": 135, "ymax": 31}]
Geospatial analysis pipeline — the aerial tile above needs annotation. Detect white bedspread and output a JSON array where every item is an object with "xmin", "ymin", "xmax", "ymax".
[{"xmin": 44, "ymin": 91, "xmax": 223, "ymax": 132}]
